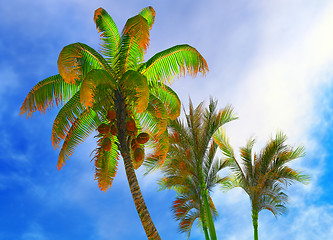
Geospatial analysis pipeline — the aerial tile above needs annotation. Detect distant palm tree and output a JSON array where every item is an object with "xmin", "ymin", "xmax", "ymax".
[
  {"xmin": 20, "ymin": 6, "xmax": 208, "ymax": 240},
  {"xmin": 158, "ymin": 98, "xmax": 237, "ymax": 239},
  {"xmin": 214, "ymin": 131, "xmax": 309, "ymax": 240}
]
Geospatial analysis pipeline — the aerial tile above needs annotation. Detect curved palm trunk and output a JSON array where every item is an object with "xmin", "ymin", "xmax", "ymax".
[
  {"xmin": 200, "ymin": 200, "xmax": 210, "ymax": 240},
  {"xmin": 251, "ymin": 208, "xmax": 259, "ymax": 240},
  {"xmin": 202, "ymin": 189, "xmax": 217, "ymax": 240},
  {"xmin": 115, "ymin": 90, "xmax": 161, "ymax": 240}
]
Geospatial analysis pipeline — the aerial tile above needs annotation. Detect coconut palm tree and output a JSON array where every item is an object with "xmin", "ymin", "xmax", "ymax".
[
  {"xmin": 214, "ymin": 131, "xmax": 309, "ymax": 240},
  {"xmin": 157, "ymin": 98, "xmax": 237, "ymax": 239},
  {"xmin": 20, "ymin": 6, "xmax": 208, "ymax": 240}
]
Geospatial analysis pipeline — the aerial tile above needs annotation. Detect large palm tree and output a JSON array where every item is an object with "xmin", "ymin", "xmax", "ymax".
[
  {"xmin": 20, "ymin": 6, "xmax": 208, "ymax": 240},
  {"xmin": 214, "ymin": 131, "xmax": 309, "ymax": 240},
  {"xmin": 158, "ymin": 98, "xmax": 237, "ymax": 239}
]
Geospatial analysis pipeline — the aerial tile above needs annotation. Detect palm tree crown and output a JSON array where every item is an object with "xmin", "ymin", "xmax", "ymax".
[
  {"xmin": 20, "ymin": 6, "xmax": 208, "ymax": 240},
  {"xmin": 214, "ymin": 131, "xmax": 309, "ymax": 240},
  {"xmin": 159, "ymin": 98, "xmax": 237, "ymax": 239}
]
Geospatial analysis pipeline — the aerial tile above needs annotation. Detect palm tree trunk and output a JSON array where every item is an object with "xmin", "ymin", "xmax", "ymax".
[
  {"xmin": 202, "ymin": 189, "xmax": 217, "ymax": 240},
  {"xmin": 200, "ymin": 200, "xmax": 210, "ymax": 240},
  {"xmin": 252, "ymin": 208, "xmax": 259, "ymax": 240},
  {"xmin": 115, "ymin": 90, "xmax": 161, "ymax": 240},
  {"xmin": 122, "ymin": 151, "xmax": 161, "ymax": 240}
]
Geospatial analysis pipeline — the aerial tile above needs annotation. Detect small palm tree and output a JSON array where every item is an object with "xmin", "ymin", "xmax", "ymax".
[
  {"xmin": 20, "ymin": 6, "xmax": 208, "ymax": 239},
  {"xmin": 158, "ymin": 98, "xmax": 237, "ymax": 239},
  {"xmin": 214, "ymin": 131, "xmax": 309, "ymax": 240}
]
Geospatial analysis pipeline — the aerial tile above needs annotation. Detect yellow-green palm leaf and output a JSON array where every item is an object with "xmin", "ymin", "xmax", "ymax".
[
  {"xmin": 80, "ymin": 69, "xmax": 116, "ymax": 108},
  {"xmin": 51, "ymin": 91, "xmax": 84, "ymax": 148},
  {"xmin": 139, "ymin": 44, "xmax": 208, "ymax": 85},
  {"xmin": 20, "ymin": 74, "xmax": 79, "ymax": 116},
  {"xmin": 93, "ymin": 135, "xmax": 119, "ymax": 192},
  {"xmin": 119, "ymin": 70, "xmax": 149, "ymax": 113},
  {"xmin": 152, "ymin": 85, "xmax": 181, "ymax": 120},
  {"xmin": 94, "ymin": 7, "xmax": 120, "ymax": 64},
  {"xmin": 138, "ymin": 6, "xmax": 155, "ymax": 29},
  {"xmin": 58, "ymin": 43, "xmax": 113, "ymax": 84},
  {"xmin": 58, "ymin": 109, "xmax": 100, "ymax": 170}
]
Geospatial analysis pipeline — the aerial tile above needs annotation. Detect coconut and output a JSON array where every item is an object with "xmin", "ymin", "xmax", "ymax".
[
  {"xmin": 136, "ymin": 132, "xmax": 150, "ymax": 144},
  {"xmin": 110, "ymin": 125, "xmax": 117, "ymax": 136},
  {"xmin": 107, "ymin": 109, "xmax": 116, "ymax": 121},
  {"xmin": 131, "ymin": 139, "xmax": 139, "ymax": 151},
  {"xmin": 101, "ymin": 137, "xmax": 112, "ymax": 151},
  {"xmin": 97, "ymin": 123, "xmax": 110, "ymax": 134},
  {"xmin": 134, "ymin": 147, "xmax": 144, "ymax": 162},
  {"xmin": 126, "ymin": 118, "xmax": 137, "ymax": 132}
]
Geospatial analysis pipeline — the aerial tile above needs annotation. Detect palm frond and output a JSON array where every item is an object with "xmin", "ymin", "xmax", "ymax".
[
  {"xmin": 20, "ymin": 74, "xmax": 79, "ymax": 117},
  {"xmin": 152, "ymin": 85, "xmax": 181, "ymax": 120},
  {"xmin": 139, "ymin": 44, "xmax": 208, "ymax": 86},
  {"xmin": 94, "ymin": 8, "xmax": 120, "ymax": 64},
  {"xmin": 240, "ymin": 138, "xmax": 255, "ymax": 184},
  {"xmin": 80, "ymin": 69, "xmax": 116, "ymax": 108},
  {"xmin": 138, "ymin": 6, "xmax": 156, "ymax": 29},
  {"xmin": 137, "ymin": 94, "xmax": 168, "ymax": 137},
  {"xmin": 57, "ymin": 109, "xmax": 101, "ymax": 170},
  {"xmin": 144, "ymin": 130, "xmax": 169, "ymax": 173},
  {"xmin": 93, "ymin": 135, "xmax": 119, "ymax": 192},
  {"xmin": 51, "ymin": 91, "xmax": 84, "ymax": 148},
  {"xmin": 119, "ymin": 70, "xmax": 148, "ymax": 113},
  {"xmin": 57, "ymin": 43, "xmax": 113, "ymax": 84},
  {"xmin": 116, "ymin": 15, "xmax": 150, "ymax": 74}
]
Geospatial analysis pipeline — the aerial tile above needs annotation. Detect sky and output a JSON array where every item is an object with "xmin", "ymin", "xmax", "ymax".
[{"xmin": 1, "ymin": 0, "xmax": 333, "ymax": 239}]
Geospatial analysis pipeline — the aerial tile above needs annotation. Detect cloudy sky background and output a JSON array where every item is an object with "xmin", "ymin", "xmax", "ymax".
[{"xmin": 1, "ymin": 0, "xmax": 333, "ymax": 239}]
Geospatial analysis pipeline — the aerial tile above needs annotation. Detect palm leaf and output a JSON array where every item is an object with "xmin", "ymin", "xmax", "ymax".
[
  {"xmin": 139, "ymin": 44, "xmax": 208, "ymax": 86},
  {"xmin": 116, "ymin": 15, "xmax": 150, "ymax": 74},
  {"xmin": 152, "ymin": 85, "xmax": 181, "ymax": 120},
  {"xmin": 119, "ymin": 70, "xmax": 149, "ymax": 113},
  {"xmin": 57, "ymin": 109, "xmax": 101, "ymax": 170},
  {"xmin": 94, "ymin": 7, "xmax": 120, "ymax": 64},
  {"xmin": 57, "ymin": 43, "xmax": 113, "ymax": 84},
  {"xmin": 93, "ymin": 135, "xmax": 119, "ymax": 192},
  {"xmin": 51, "ymin": 91, "xmax": 84, "ymax": 148},
  {"xmin": 80, "ymin": 69, "xmax": 116, "ymax": 108},
  {"xmin": 139, "ymin": 6, "xmax": 156, "ymax": 29},
  {"xmin": 20, "ymin": 74, "xmax": 79, "ymax": 117},
  {"xmin": 137, "ymin": 94, "xmax": 168, "ymax": 137}
]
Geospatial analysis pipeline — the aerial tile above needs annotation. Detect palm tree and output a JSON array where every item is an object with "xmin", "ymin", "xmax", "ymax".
[
  {"xmin": 214, "ymin": 131, "xmax": 309, "ymax": 240},
  {"xmin": 158, "ymin": 98, "xmax": 237, "ymax": 239},
  {"xmin": 20, "ymin": 6, "xmax": 208, "ymax": 240}
]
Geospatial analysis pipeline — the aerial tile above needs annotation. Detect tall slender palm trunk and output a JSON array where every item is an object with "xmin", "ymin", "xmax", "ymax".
[
  {"xmin": 202, "ymin": 189, "xmax": 217, "ymax": 240},
  {"xmin": 115, "ymin": 90, "xmax": 161, "ymax": 240},
  {"xmin": 200, "ymin": 200, "xmax": 210, "ymax": 240},
  {"xmin": 252, "ymin": 208, "xmax": 259, "ymax": 240}
]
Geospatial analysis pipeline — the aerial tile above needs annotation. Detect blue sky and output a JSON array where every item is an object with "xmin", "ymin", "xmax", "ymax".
[{"xmin": 1, "ymin": 0, "xmax": 333, "ymax": 239}]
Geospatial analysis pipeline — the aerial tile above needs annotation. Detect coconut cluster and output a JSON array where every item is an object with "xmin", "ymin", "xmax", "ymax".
[{"xmin": 96, "ymin": 109, "xmax": 150, "ymax": 170}]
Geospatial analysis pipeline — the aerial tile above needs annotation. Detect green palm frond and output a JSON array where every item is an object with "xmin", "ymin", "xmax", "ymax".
[
  {"xmin": 122, "ymin": 14, "xmax": 150, "ymax": 52},
  {"xmin": 240, "ymin": 138, "xmax": 255, "ymax": 184},
  {"xmin": 116, "ymin": 14, "xmax": 150, "ymax": 74},
  {"xmin": 144, "ymin": 130, "xmax": 169, "ymax": 173},
  {"xmin": 213, "ymin": 128, "xmax": 245, "ymax": 181},
  {"xmin": 139, "ymin": 44, "xmax": 208, "ymax": 86},
  {"xmin": 57, "ymin": 109, "xmax": 101, "ymax": 170},
  {"xmin": 119, "ymin": 70, "xmax": 149, "ymax": 113},
  {"xmin": 51, "ymin": 91, "xmax": 84, "ymax": 148},
  {"xmin": 172, "ymin": 196, "xmax": 200, "ymax": 236},
  {"xmin": 94, "ymin": 7, "xmax": 120, "ymax": 64},
  {"xmin": 138, "ymin": 6, "xmax": 155, "ymax": 29},
  {"xmin": 20, "ymin": 74, "xmax": 79, "ymax": 117},
  {"xmin": 58, "ymin": 43, "xmax": 113, "ymax": 84},
  {"xmin": 138, "ymin": 94, "xmax": 168, "ymax": 137},
  {"xmin": 93, "ymin": 135, "xmax": 119, "ymax": 192},
  {"xmin": 152, "ymin": 85, "xmax": 181, "ymax": 120},
  {"xmin": 80, "ymin": 69, "xmax": 116, "ymax": 108}
]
